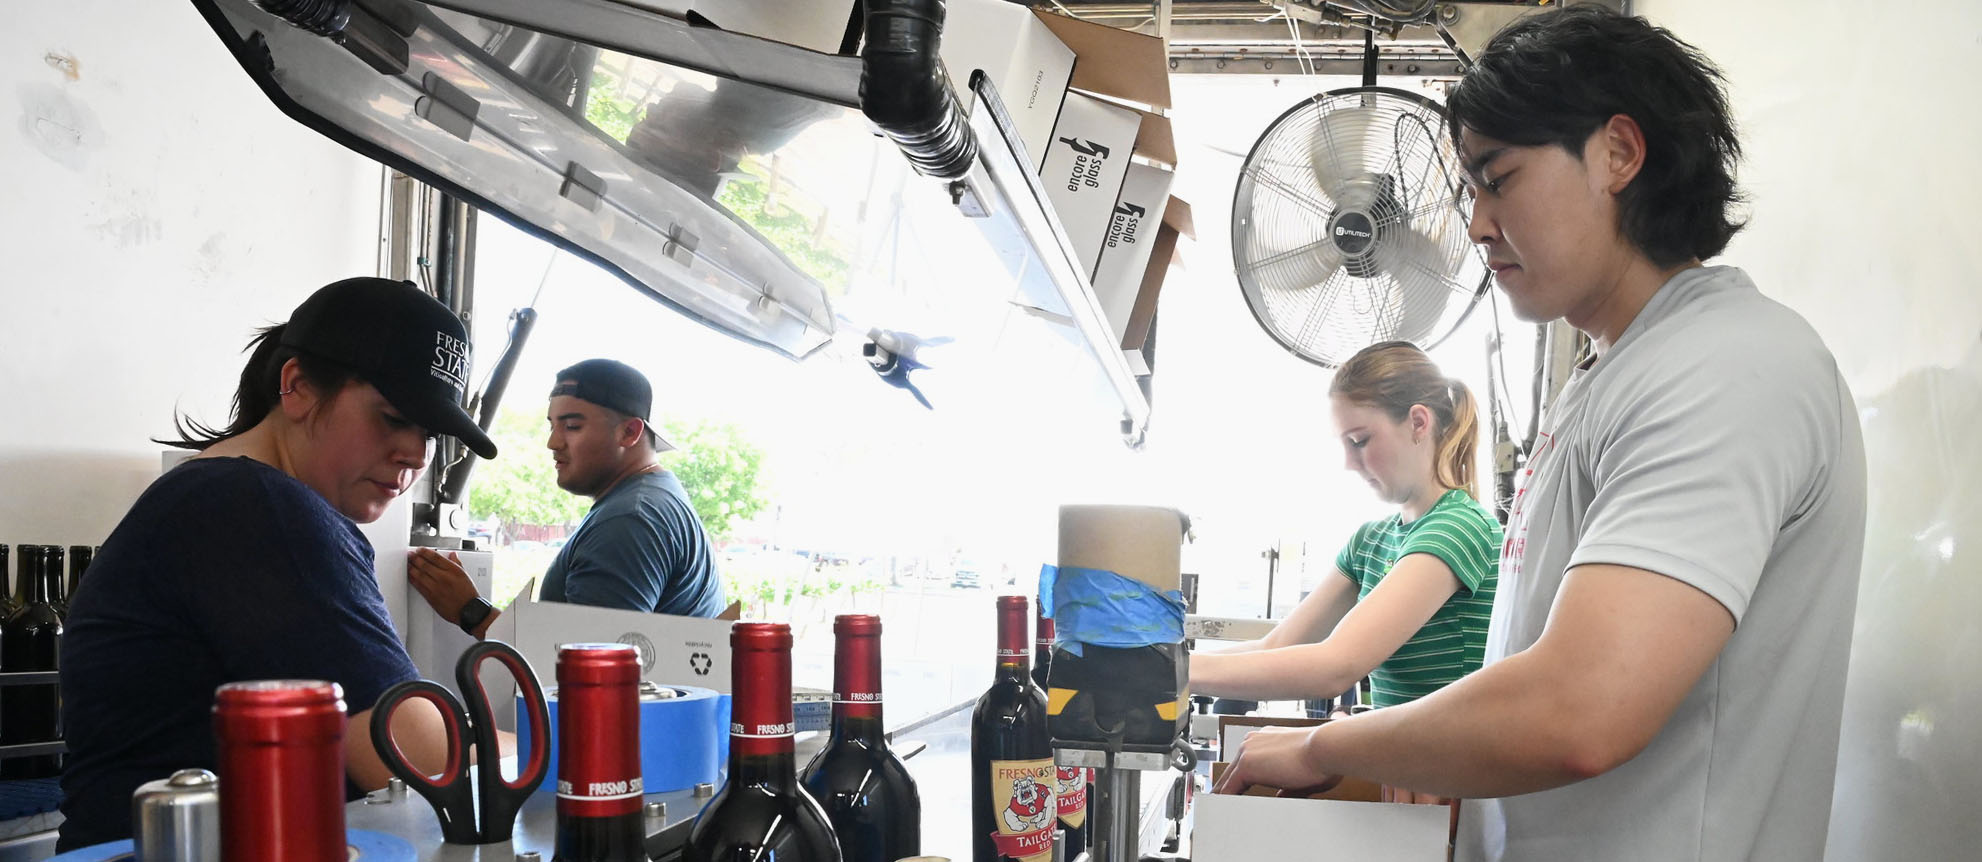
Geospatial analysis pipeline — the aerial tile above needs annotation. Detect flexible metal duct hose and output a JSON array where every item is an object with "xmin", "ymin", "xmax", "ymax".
[
  {"xmin": 250, "ymin": 0, "xmax": 352, "ymax": 36},
  {"xmin": 861, "ymin": 0, "xmax": 977, "ymax": 180}
]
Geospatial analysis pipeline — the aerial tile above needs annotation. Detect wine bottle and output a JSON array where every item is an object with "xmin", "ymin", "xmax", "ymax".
[
  {"xmin": 688, "ymin": 622, "xmax": 842, "ymax": 862},
  {"xmin": 1033, "ymin": 609, "xmax": 1088, "ymax": 859},
  {"xmin": 3, "ymin": 543, "xmax": 29, "ymax": 619},
  {"xmin": 213, "ymin": 679, "xmax": 348, "ymax": 861},
  {"xmin": 59, "ymin": 544, "xmax": 93, "ymax": 617},
  {"xmin": 553, "ymin": 643, "xmax": 647, "ymax": 862},
  {"xmin": 973, "ymin": 596, "xmax": 1054, "ymax": 862},
  {"xmin": 801, "ymin": 614, "xmax": 920, "ymax": 862},
  {"xmin": 1, "ymin": 545, "xmax": 65, "ymax": 778}
]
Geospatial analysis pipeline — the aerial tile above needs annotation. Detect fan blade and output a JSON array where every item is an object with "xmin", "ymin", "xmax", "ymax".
[
  {"xmin": 1245, "ymin": 233, "xmax": 1348, "ymax": 296},
  {"xmin": 1283, "ymin": 271, "xmax": 1360, "ymax": 359},
  {"xmin": 1369, "ymin": 214, "xmax": 1470, "ymax": 343},
  {"xmin": 1306, "ymin": 98, "xmax": 1384, "ymax": 204}
]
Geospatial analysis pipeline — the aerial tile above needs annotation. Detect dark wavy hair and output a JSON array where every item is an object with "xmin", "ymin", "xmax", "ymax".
[
  {"xmin": 159, "ymin": 324, "xmax": 360, "ymax": 450},
  {"xmin": 1446, "ymin": 4, "xmax": 1745, "ymax": 266}
]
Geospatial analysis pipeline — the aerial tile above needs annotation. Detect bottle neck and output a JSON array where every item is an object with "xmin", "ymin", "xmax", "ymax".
[
  {"xmin": 13, "ymin": 548, "xmax": 36, "ymax": 604},
  {"xmin": 1033, "ymin": 614, "xmax": 1055, "ymax": 677},
  {"xmin": 831, "ymin": 630, "xmax": 885, "ymax": 745},
  {"xmin": 730, "ymin": 642, "xmax": 797, "ymax": 788},
  {"xmin": 33, "ymin": 554, "xmax": 60, "ymax": 604},
  {"xmin": 995, "ymin": 600, "xmax": 1031, "ymax": 680}
]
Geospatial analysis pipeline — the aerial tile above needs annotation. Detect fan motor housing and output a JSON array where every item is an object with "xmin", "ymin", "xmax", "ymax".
[{"xmin": 1329, "ymin": 210, "xmax": 1378, "ymax": 256}]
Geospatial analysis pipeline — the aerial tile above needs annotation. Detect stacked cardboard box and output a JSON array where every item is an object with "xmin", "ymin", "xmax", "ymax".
[{"xmin": 943, "ymin": 2, "xmax": 1192, "ymax": 366}]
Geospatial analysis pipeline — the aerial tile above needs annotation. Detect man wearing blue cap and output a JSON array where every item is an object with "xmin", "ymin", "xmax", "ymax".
[{"xmin": 410, "ymin": 359, "xmax": 725, "ymax": 637}]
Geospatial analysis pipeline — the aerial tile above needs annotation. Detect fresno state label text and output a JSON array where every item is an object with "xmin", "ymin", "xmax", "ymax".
[{"xmin": 557, "ymin": 776, "xmax": 643, "ymax": 798}]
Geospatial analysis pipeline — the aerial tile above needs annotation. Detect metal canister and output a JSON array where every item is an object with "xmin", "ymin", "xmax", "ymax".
[
  {"xmin": 213, "ymin": 679, "xmax": 347, "ymax": 862},
  {"xmin": 131, "ymin": 768, "xmax": 220, "ymax": 862}
]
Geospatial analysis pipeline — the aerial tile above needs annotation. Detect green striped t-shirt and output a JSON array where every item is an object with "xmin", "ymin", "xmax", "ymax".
[{"xmin": 1334, "ymin": 488, "xmax": 1501, "ymax": 707}]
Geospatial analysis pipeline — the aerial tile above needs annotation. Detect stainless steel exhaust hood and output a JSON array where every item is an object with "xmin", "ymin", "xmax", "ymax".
[{"xmin": 190, "ymin": 0, "xmax": 1156, "ymax": 443}]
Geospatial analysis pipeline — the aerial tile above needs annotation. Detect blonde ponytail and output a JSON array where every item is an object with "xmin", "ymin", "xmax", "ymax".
[{"xmin": 1435, "ymin": 377, "xmax": 1480, "ymax": 499}]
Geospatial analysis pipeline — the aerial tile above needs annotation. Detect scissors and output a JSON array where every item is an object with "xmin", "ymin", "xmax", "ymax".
[{"xmin": 370, "ymin": 640, "xmax": 551, "ymax": 844}]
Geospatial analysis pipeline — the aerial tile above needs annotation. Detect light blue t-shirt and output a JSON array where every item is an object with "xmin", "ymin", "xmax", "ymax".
[{"xmin": 540, "ymin": 470, "xmax": 723, "ymax": 618}]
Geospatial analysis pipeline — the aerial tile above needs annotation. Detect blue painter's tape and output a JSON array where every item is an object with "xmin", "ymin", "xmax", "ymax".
[
  {"xmin": 46, "ymin": 839, "xmax": 132, "ymax": 861},
  {"xmin": 518, "ymin": 685, "xmax": 728, "ymax": 794},
  {"xmin": 346, "ymin": 828, "xmax": 417, "ymax": 861},
  {"xmin": 1040, "ymin": 565, "xmax": 1186, "ymax": 657}
]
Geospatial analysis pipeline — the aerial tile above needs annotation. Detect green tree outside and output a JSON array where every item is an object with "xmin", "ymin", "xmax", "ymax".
[{"xmin": 654, "ymin": 416, "xmax": 768, "ymax": 540}]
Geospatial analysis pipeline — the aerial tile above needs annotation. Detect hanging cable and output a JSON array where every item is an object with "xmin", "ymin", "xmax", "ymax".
[
  {"xmin": 1283, "ymin": 11, "xmax": 1317, "ymax": 76},
  {"xmin": 1487, "ymin": 286, "xmax": 1530, "ymax": 458},
  {"xmin": 1323, "ymin": 0, "xmax": 1438, "ymax": 24}
]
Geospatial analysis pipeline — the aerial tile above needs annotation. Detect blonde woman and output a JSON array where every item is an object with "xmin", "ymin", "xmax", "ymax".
[{"xmin": 1193, "ymin": 342, "xmax": 1501, "ymax": 729}]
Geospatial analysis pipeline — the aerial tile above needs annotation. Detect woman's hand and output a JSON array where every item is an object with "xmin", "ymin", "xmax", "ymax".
[
  {"xmin": 1213, "ymin": 725, "xmax": 1341, "ymax": 797},
  {"xmin": 407, "ymin": 548, "xmax": 479, "ymax": 624}
]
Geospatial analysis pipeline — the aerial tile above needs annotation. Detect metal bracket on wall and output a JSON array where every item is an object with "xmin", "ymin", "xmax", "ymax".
[
  {"xmin": 416, "ymin": 71, "xmax": 480, "ymax": 142},
  {"xmin": 663, "ymin": 224, "xmax": 699, "ymax": 267},
  {"xmin": 559, "ymin": 161, "xmax": 607, "ymax": 213}
]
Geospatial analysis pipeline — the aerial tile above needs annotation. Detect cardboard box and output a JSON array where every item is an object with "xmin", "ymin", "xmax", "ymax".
[
  {"xmin": 1033, "ymin": 10, "xmax": 1173, "ymax": 113},
  {"xmin": 1196, "ymin": 793, "xmax": 1452, "ymax": 861},
  {"xmin": 404, "ymin": 549, "xmax": 495, "ymax": 701},
  {"xmin": 941, "ymin": 0, "xmax": 1076, "ymax": 169},
  {"xmin": 1041, "ymin": 92, "xmax": 1142, "ymax": 278},
  {"xmin": 1122, "ymin": 196, "xmax": 1195, "ymax": 351},
  {"xmin": 479, "ymin": 580, "xmax": 737, "ymax": 731},
  {"xmin": 1218, "ymin": 715, "xmax": 1324, "ymax": 762},
  {"xmin": 1199, "ymin": 715, "xmax": 1457, "ymax": 861},
  {"xmin": 1093, "ymin": 162, "xmax": 1176, "ymax": 344}
]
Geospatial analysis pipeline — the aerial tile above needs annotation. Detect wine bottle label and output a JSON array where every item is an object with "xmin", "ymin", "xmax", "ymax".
[
  {"xmin": 556, "ymin": 775, "xmax": 645, "ymax": 804},
  {"xmin": 730, "ymin": 721, "xmax": 797, "ymax": 738},
  {"xmin": 988, "ymin": 758, "xmax": 1056, "ymax": 862},
  {"xmin": 1053, "ymin": 764, "xmax": 1088, "ymax": 829}
]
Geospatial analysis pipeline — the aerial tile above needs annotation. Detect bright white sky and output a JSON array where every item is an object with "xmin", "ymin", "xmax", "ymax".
[{"xmin": 467, "ymin": 74, "xmax": 1533, "ymax": 616}]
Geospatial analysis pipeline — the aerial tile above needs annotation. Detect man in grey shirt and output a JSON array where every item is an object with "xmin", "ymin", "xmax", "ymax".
[
  {"xmin": 1217, "ymin": 8, "xmax": 1867, "ymax": 861},
  {"xmin": 411, "ymin": 359, "xmax": 724, "ymax": 638}
]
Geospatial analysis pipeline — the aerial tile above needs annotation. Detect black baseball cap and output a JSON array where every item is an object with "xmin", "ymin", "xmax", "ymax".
[
  {"xmin": 280, "ymin": 277, "xmax": 498, "ymax": 459},
  {"xmin": 552, "ymin": 359, "xmax": 674, "ymax": 452}
]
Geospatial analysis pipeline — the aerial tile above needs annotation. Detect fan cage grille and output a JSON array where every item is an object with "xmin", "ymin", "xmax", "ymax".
[{"xmin": 1232, "ymin": 86, "xmax": 1489, "ymax": 367}]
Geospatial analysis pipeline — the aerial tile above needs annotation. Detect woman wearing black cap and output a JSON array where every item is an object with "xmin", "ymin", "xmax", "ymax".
[{"xmin": 55, "ymin": 278, "xmax": 497, "ymax": 850}]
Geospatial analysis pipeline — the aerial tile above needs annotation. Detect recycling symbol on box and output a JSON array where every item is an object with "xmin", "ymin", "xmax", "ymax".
[{"xmin": 689, "ymin": 652, "xmax": 713, "ymax": 675}]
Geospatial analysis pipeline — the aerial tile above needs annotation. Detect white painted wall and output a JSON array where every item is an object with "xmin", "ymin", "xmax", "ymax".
[
  {"xmin": 1629, "ymin": 2, "xmax": 1982, "ymax": 858},
  {"xmin": 2, "ymin": 2, "xmax": 415, "ymax": 634}
]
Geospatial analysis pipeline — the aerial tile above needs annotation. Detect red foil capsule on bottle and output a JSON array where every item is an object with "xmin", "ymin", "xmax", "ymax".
[
  {"xmin": 730, "ymin": 623, "xmax": 796, "ymax": 758},
  {"xmin": 213, "ymin": 679, "xmax": 347, "ymax": 862},
  {"xmin": 833, "ymin": 615, "xmax": 883, "ymax": 722},
  {"xmin": 556, "ymin": 643, "xmax": 644, "ymax": 818},
  {"xmin": 997, "ymin": 595, "xmax": 1030, "ymax": 665}
]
